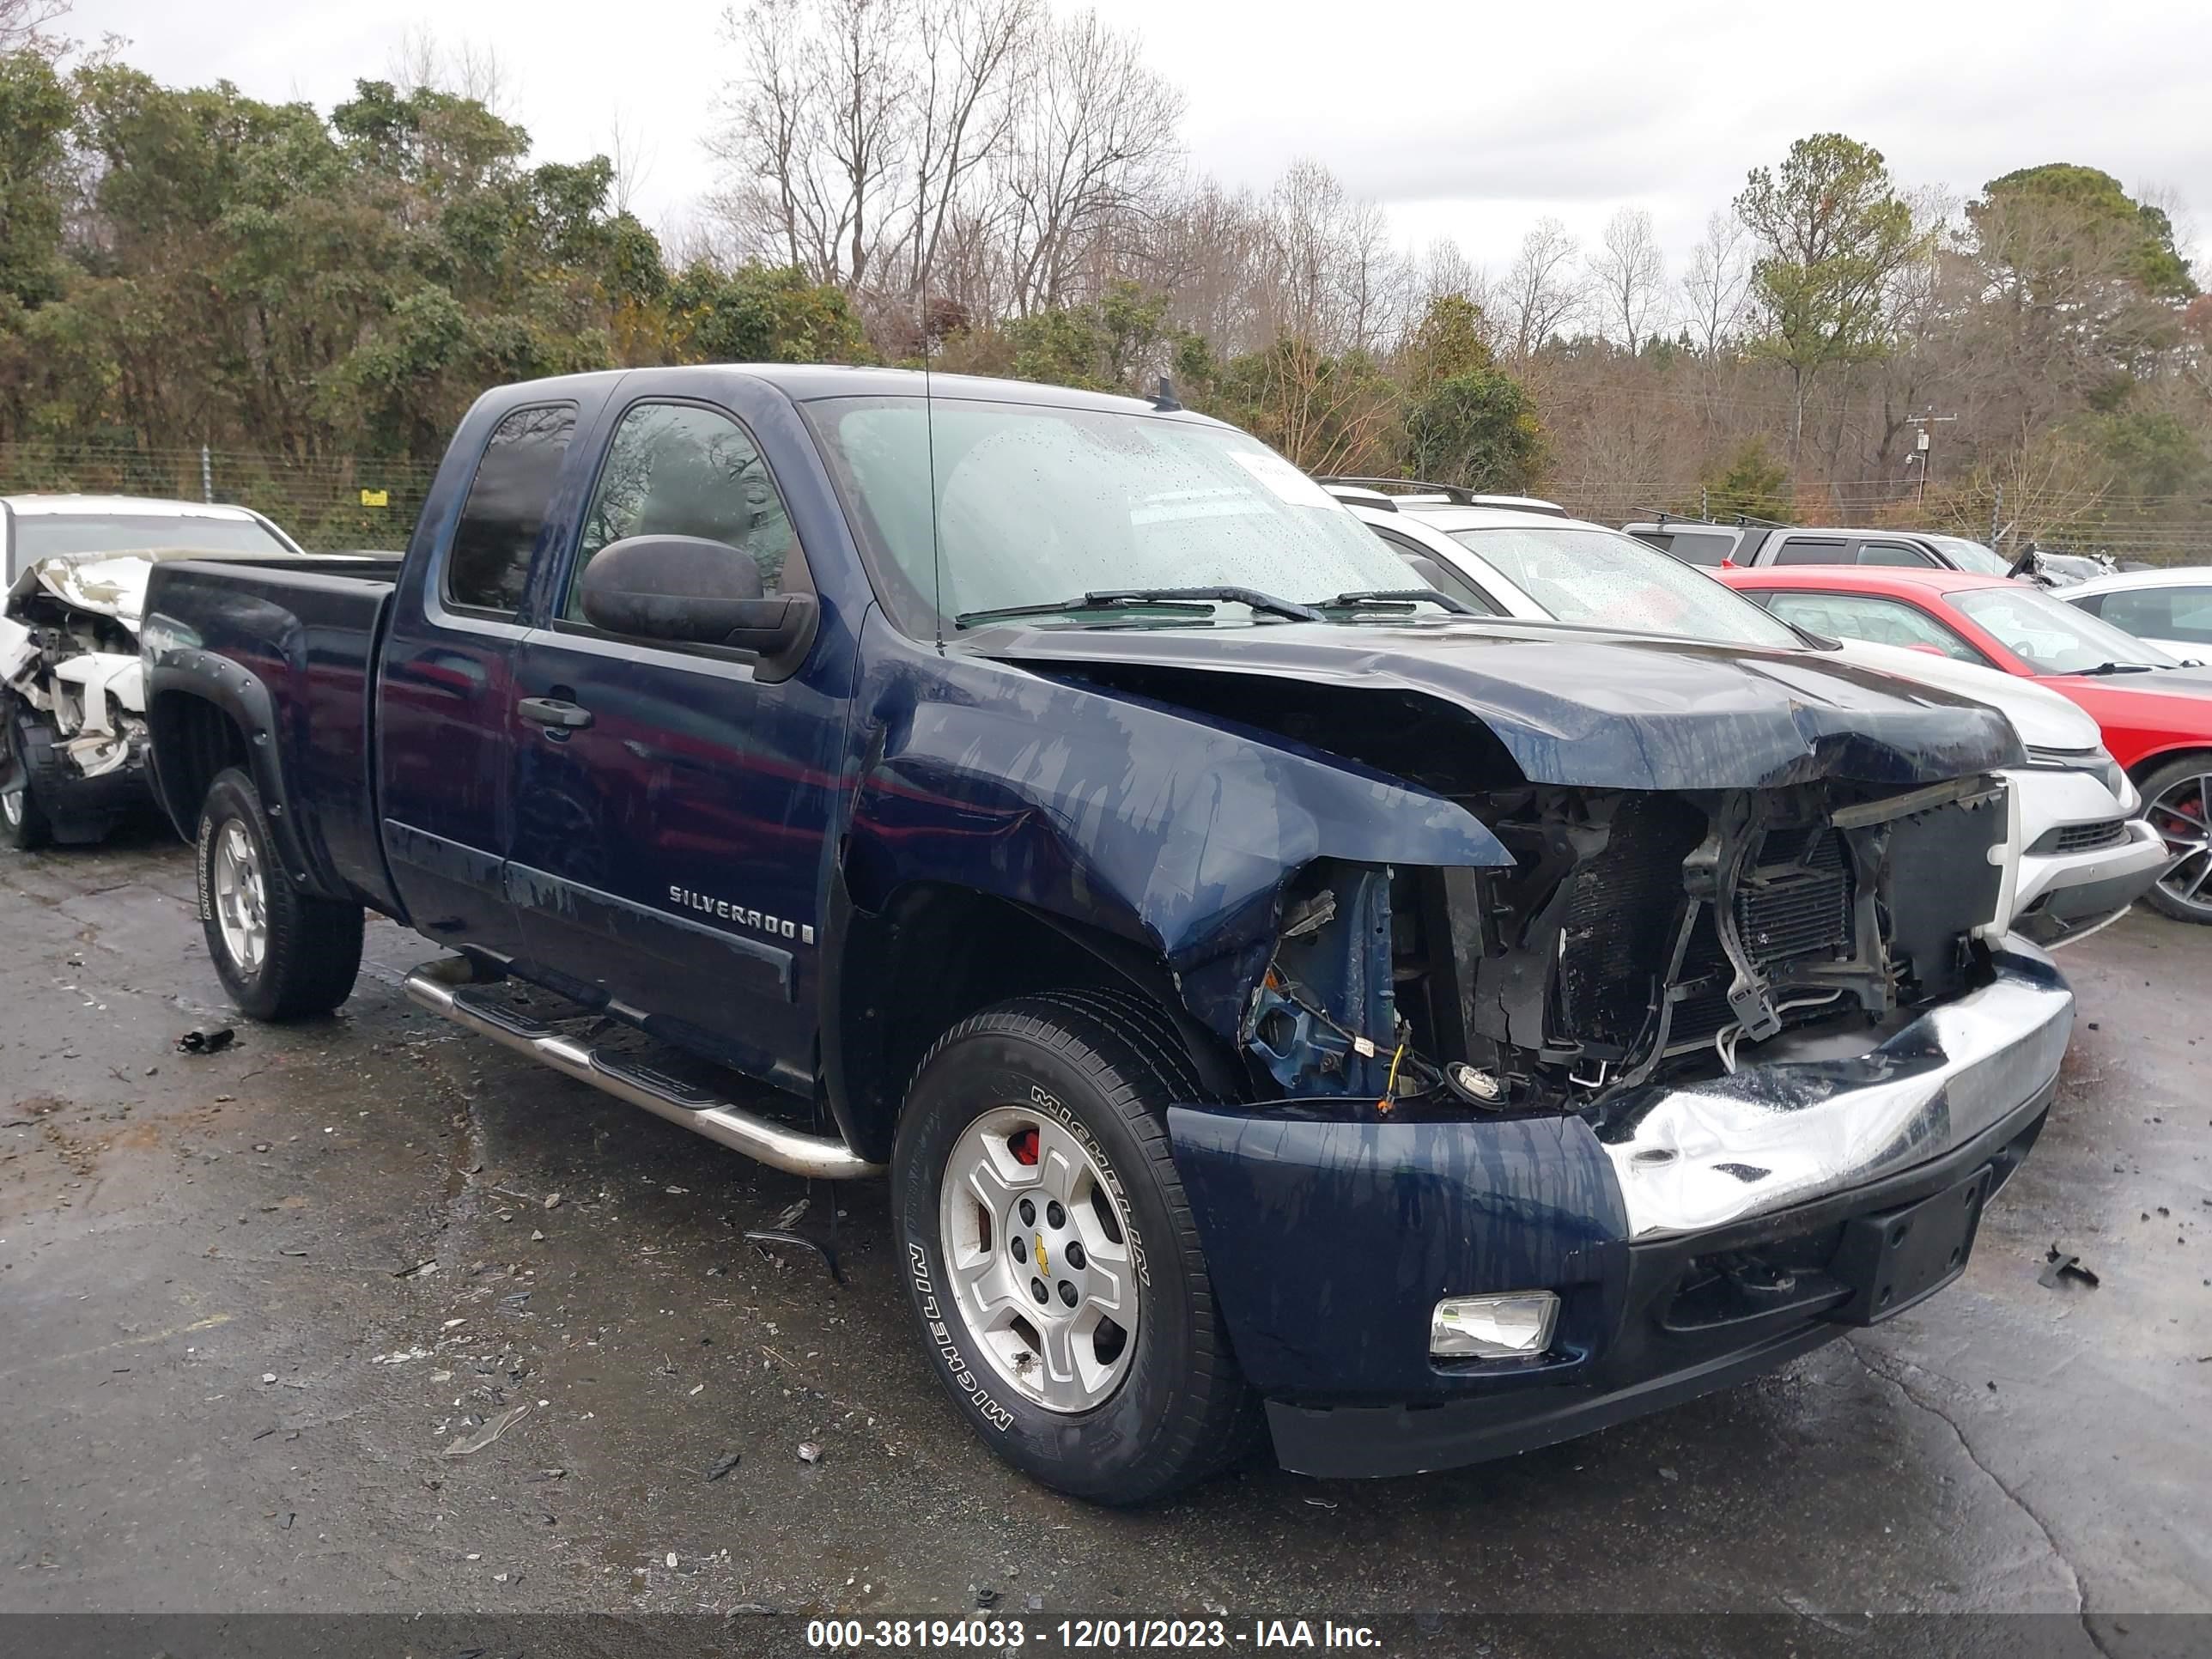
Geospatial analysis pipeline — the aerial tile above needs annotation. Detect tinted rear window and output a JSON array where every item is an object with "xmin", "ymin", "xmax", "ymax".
[
  {"xmin": 444, "ymin": 404, "xmax": 577, "ymax": 615},
  {"xmin": 1771, "ymin": 538, "xmax": 1851, "ymax": 565}
]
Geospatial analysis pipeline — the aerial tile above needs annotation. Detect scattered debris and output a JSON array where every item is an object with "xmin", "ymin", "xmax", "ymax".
[
  {"xmin": 525, "ymin": 1468, "xmax": 567, "ymax": 1482},
  {"xmin": 1658, "ymin": 1467, "xmax": 1680, "ymax": 1482},
  {"xmin": 441, "ymin": 1402, "xmax": 532, "ymax": 1457},
  {"xmin": 176, "ymin": 1026, "xmax": 235, "ymax": 1055},
  {"xmin": 666, "ymin": 1185, "xmax": 689, "ymax": 1194},
  {"xmin": 252, "ymin": 1142, "xmax": 271, "ymax": 1153},
  {"xmin": 543, "ymin": 1193, "xmax": 562, "ymax": 1210},
  {"xmin": 704, "ymin": 1449, "xmax": 744, "ymax": 1482},
  {"xmin": 2040, "ymin": 1246, "xmax": 2100, "ymax": 1290},
  {"xmin": 260, "ymin": 1373, "xmax": 276, "ymax": 1385},
  {"xmin": 665, "ymin": 1553, "xmax": 679, "ymax": 1569},
  {"xmin": 393, "ymin": 1259, "xmax": 439, "ymax": 1279},
  {"xmin": 371, "ymin": 1346, "xmax": 434, "ymax": 1366},
  {"xmin": 1303, "ymin": 1497, "xmax": 1339, "ymax": 1510},
  {"xmin": 531, "ymin": 1230, "xmax": 546, "ymax": 1242},
  {"xmin": 775, "ymin": 1196, "xmax": 809, "ymax": 1230},
  {"xmin": 744, "ymin": 1226, "xmax": 843, "ymax": 1285},
  {"xmin": 974, "ymin": 1586, "xmax": 1001, "ymax": 1610},
  {"xmin": 797, "ymin": 1441, "xmax": 823, "ymax": 1464}
]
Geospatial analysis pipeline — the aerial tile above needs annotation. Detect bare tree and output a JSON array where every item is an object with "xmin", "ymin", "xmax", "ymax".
[
  {"xmin": 1590, "ymin": 206, "xmax": 1666, "ymax": 354},
  {"xmin": 606, "ymin": 106, "xmax": 658, "ymax": 218},
  {"xmin": 1265, "ymin": 159, "xmax": 1399, "ymax": 350},
  {"xmin": 1680, "ymin": 210, "xmax": 1752, "ymax": 359},
  {"xmin": 0, "ymin": 0, "xmax": 68, "ymax": 54},
  {"xmin": 710, "ymin": 0, "xmax": 915, "ymax": 289},
  {"xmin": 1000, "ymin": 8, "xmax": 1183, "ymax": 313},
  {"xmin": 902, "ymin": 0, "xmax": 1036, "ymax": 303},
  {"xmin": 387, "ymin": 26, "xmax": 517, "ymax": 115},
  {"xmin": 1501, "ymin": 217, "xmax": 1585, "ymax": 361}
]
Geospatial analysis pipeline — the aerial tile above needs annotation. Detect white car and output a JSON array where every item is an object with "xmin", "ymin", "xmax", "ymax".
[
  {"xmin": 2057, "ymin": 566, "xmax": 2212, "ymax": 663},
  {"xmin": 2, "ymin": 495, "xmax": 304, "ymax": 847},
  {"xmin": 1344, "ymin": 495, "xmax": 2172, "ymax": 946}
]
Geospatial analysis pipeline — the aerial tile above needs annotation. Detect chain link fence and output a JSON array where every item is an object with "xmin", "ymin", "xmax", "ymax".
[
  {"xmin": 7, "ymin": 440, "xmax": 2210, "ymax": 565},
  {"xmin": 0, "ymin": 442, "xmax": 441, "ymax": 551}
]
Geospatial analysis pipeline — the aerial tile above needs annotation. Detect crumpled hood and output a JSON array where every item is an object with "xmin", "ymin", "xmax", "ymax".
[
  {"xmin": 969, "ymin": 619, "xmax": 2026, "ymax": 792},
  {"xmin": 2, "ymin": 550, "xmax": 210, "ymax": 630}
]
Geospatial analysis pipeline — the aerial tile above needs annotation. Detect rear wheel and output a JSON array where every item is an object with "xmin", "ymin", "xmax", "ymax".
[
  {"xmin": 196, "ymin": 766, "xmax": 366, "ymax": 1018},
  {"xmin": 2141, "ymin": 756, "xmax": 2212, "ymax": 923},
  {"xmin": 890, "ymin": 988, "xmax": 1255, "ymax": 1505}
]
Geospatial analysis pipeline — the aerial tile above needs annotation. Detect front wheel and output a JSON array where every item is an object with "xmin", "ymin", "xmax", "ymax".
[
  {"xmin": 2140, "ymin": 756, "xmax": 2212, "ymax": 923},
  {"xmin": 891, "ymin": 989, "xmax": 1256, "ymax": 1505},
  {"xmin": 3, "ymin": 712, "xmax": 54, "ymax": 851},
  {"xmin": 196, "ymin": 766, "xmax": 366, "ymax": 1018}
]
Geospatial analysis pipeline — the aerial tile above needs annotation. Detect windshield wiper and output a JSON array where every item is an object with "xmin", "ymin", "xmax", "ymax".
[
  {"xmin": 1318, "ymin": 588, "xmax": 1479, "ymax": 617},
  {"xmin": 956, "ymin": 586, "xmax": 1326, "ymax": 629},
  {"xmin": 2070, "ymin": 660, "xmax": 2156, "ymax": 676}
]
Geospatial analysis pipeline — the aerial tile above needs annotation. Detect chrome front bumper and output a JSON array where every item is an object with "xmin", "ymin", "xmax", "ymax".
[{"xmin": 1596, "ymin": 942, "xmax": 2074, "ymax": 1238}]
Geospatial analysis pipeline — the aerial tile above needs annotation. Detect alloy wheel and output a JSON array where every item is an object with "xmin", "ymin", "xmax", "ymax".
[
  {"xmin": 2148, "ymin": 769, "xmax": 2212, "ymax": 918},
  {"xmin": 211, "ymin": 818, "xmax": 270, "ymax": 975},
  {"xmin": 937, "ymin": 1104, "xmax": 1140, "ymax": 1413}
]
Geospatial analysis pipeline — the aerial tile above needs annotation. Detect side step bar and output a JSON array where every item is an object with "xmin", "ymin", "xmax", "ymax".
[{"xmin": 403, "ymin": 963, "xmax": 883, "ymax": 1180}]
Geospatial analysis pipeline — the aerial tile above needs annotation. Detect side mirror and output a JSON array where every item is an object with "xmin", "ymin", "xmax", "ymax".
[{"xmin": 579, "ymin": 534, "xmax": 817, "ymax": 660}]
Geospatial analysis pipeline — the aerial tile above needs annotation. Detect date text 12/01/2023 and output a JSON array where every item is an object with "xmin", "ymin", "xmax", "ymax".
[{"xmin": 805, "ymin": 1619, "xmax": 1383, "ymax": 1649}]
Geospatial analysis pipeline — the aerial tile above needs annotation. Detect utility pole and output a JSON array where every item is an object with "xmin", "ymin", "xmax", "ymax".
[{"xmin": 1901, "ymin": 408, "xmax": 1958, "ymax": 507}]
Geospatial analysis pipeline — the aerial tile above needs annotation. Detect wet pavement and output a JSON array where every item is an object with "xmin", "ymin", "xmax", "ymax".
[{"xmin": 2, "ymin": 824, "xmax": 2207, "ymax": 1647}]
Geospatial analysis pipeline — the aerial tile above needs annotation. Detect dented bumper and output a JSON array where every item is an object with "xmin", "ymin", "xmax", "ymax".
[{"xmin": 1165, "ymin": 942, "xmax": 2070, "ymax": 1479}]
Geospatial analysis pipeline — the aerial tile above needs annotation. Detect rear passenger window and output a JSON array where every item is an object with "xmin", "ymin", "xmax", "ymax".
[
  {"xmin": 1858, "ymin": 540, "xmax": 1936, "ymax": 568},
  {"xmin": 1771, "ymin": 538, "xmax": 1850, "ymax": 565},
  {"xmin": 444, "ymin": 404, "xmax": 576, "ymax": 615},
  {"xmin": 568, "ymin": 402, "xmax": 797, "ymax": 619}
]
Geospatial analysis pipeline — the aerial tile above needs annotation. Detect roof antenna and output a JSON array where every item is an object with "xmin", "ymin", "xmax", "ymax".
[
  {"xmin": 1149, "ymin": 374, "xmax": 1182, "ymax": 412},
  {"xmin": 922, "ymin": 287, "xmax": 944, "ymax": 654}
]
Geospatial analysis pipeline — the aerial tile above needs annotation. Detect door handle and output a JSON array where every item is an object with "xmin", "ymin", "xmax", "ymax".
[{"xmin": 518, "ymin": 696, "xmax": 593, "ymax": 730}]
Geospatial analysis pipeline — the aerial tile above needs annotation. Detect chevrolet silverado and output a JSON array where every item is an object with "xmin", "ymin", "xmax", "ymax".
[{"xmin": 138, "ymin": 367, "xmax": 2075, "ymax": 1502}]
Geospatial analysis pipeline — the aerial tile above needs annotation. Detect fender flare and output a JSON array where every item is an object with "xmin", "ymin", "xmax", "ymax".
[{"xmin": 146, "ymin": 653, "xmax": 338, "ymax": 899}]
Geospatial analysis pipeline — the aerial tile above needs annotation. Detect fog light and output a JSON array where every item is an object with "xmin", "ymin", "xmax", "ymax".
[{"xmin": 1431, "ymin": 1291, "xmax": 1559, "ymax": 1359}]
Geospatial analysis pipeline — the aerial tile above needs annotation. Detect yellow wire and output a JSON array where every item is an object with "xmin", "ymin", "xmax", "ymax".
[{"xmin": 1378, "ymin": 1041, "xmax": 1407, "ymax": 1113}]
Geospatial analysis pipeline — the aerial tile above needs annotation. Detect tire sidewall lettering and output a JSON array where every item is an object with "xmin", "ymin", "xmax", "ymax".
[
  {"xmin": 907, "ymin": 1239, "xmax": 1017, "ymax": 1431},
  {"xmin": 195, "ymin": 811, "xmax": 216, "ymax": 924},
  {"xmin": 1022, "ymin": 1083, "xmax": 1150, "ymax": 1291}
]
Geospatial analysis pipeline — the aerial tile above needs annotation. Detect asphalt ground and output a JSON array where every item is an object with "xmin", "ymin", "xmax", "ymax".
[{"xmin": 2, "ymin": 820, "xmax": 2207, "ymax": 1656}]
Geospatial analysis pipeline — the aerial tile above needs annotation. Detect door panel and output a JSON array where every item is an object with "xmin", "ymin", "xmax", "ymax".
[
  {"xmin": 505, "ymin": 629, "xmax": 842, "ymax": 1090},
  {"xmin": 505, "ymin": 398, "xmax": 838, "ymax": 1091},
  {"xmin": 378, "ymin": 403, "xmax": 577, "ymax": 957}
]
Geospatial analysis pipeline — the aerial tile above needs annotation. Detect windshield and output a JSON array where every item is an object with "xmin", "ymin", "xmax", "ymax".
[
  {"xmin": 1444, "ymin": 524, "xmax": 1803, "ymax": 649},
  {"xmin": 13, "ymin": 511, "xmax": 294, "ymax": 576},
  {"xmin": 804, "ymin": 397, "xmax": 1423, "ymax": 629},
  {"xmin": 1923, "ymin": 535, "xmax": 2013, "ymax": 576},
  {"xmin": 1952, "ymin": 584, "xmax": 2184, "ymax": 672}
]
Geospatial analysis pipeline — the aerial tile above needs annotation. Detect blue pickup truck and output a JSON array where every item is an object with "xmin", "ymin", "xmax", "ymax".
[{"xmin": 139, "ymin": 366, "xmax": 2075, "ymax": 1503}]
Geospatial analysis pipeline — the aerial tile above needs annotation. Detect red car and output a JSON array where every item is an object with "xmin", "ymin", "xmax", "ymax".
[{"xmin": 1718, "ymin": 566, "xmax": 2212, "ymax": 923}]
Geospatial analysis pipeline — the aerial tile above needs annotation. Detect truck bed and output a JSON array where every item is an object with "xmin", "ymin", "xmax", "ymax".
[{"xmin": 143, "ymin": 553, "xmax": 403, "ymax": 912}]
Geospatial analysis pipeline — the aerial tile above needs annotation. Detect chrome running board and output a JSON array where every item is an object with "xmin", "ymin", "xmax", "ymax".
[{"xmin": 403, "ymin": 960, "xmax": 882, "ymax": 1180}]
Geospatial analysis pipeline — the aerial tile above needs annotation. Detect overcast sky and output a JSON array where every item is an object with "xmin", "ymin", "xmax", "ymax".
[{"xmin": 65, "ymin": 0, "xmax": 2212, "ymax": 276}]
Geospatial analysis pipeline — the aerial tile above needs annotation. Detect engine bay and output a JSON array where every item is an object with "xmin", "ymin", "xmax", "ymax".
[{"xmin": 1252, "ymin": 777, "xmax": 2010, "ymax": 1115}]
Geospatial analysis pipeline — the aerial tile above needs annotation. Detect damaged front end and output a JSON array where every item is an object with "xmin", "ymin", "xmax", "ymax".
[
  {"xmin": 1248, "ymin": 773, "xmax": 2013, "ymax": 1121},
  {"xmin": 2, "ymin": 555, "xmax": 157, "ymax": 842}
]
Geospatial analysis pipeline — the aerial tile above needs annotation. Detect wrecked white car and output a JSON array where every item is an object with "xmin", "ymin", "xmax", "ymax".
[{"xmin": 2, "ymin": 495, "xmax": 302, "ymax": 848}]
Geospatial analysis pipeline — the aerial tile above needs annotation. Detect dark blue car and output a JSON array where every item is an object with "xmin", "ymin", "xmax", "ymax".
[{"xmin": 139, "ymin": 367, "xmax": 2073, "ymax": 1503}]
